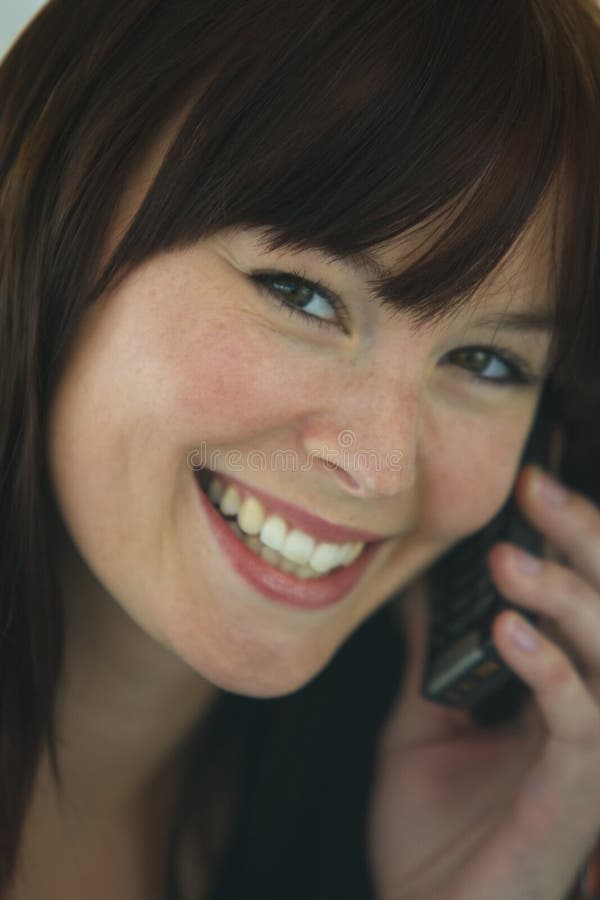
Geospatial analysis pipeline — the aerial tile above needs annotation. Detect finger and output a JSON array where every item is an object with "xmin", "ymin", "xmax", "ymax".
[
  {"xmin": 488, "ymin": 543, "xmax": 600, "ymax": 678},
  {"xmin": 493, "ymin": 609, "xmax": 600, "ymax": 853},
  {"xmin": 515, "ymin": 465, "xmax": 600, "ymax": 588},
  {"xmin": 493, "ymin": 610, "xmax": 600, "ymax": 749}
]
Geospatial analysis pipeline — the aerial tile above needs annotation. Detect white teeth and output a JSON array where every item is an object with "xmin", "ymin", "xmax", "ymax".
[
  {"xmin": 207, "ymin": 477, "xmax": 224, "ymax": 504},
  {"xmin": 309, "ymin": 542, "xmax": 350, "ymax": 574},
  {"xmin": 255, "ymin": 541, "xmax": 318, "ymax": 578},
  {"xmin": 281, "ymin": 529, "xmax": 316, "ymax": 565},
  {"xmin": 220, "ymin": 485, "xmax": 241, "ymax": 517},
  {"xmin": 259, "ymin": 515, "xmax": 287, "ymax": 553},
  {"xmin": 340, "ymin": 541, "xmax": 364, "ymax": 566},
  {"xmin": 237, "ymin": 496, "xmax": 266, "ymax": 535},
  {"xmin": 207, "ymin": 475, "xmax": 367, "ymax": 576}
]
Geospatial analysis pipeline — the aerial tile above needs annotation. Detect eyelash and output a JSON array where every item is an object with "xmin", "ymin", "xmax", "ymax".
[
  {"xmin": 250, "ymin": 269, "xmax": 539, "ymax": 388},
  {"xmin": 251, "ymin": 268, "xmax": 348, "ymax": 330}
]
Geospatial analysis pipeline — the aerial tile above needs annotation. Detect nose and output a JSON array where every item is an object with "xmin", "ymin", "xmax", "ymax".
[{"xmin": 300, "ymin": 367, "xmax": 420, "ymax": 498}]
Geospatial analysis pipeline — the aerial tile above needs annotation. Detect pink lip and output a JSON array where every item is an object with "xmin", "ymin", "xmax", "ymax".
[
  {"xmin": 195, "ymin": 475, "xmax": 388, "ymax": 610},
  {"xmin": 201, "ymin": 469, "xmax": 387, "ymax": 544}
]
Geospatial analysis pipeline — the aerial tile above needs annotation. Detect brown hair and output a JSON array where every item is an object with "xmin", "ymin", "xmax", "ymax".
[{"xmin": 1, "ymin": 0, "xmax": 599, "ymax": 895}]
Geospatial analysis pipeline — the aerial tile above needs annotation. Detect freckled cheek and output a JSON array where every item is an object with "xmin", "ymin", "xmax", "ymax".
[{"xmin": 172, "ymin": 327, "xmax": 315, "ymax": 439}]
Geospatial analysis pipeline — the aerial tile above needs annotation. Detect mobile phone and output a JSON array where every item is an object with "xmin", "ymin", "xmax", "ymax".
[{"xmin": 421, "ymin": 383, "xmax": 560, "ymax": 722}]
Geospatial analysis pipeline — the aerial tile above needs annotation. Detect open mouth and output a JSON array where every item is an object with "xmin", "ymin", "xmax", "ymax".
[{"xmin": 196, "ymin": 467, "xmax": 366, "ymax": 581}]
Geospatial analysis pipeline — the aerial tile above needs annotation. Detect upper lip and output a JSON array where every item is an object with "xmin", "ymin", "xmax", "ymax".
[{"xmin": 199, "ymin": 468, "xmax": 391, "ymax": 545}]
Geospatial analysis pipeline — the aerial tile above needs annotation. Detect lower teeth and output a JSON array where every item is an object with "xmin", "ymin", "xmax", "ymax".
[{"xmin": 224, "ymin": 519, "xmax": 327, "ymax": 579}]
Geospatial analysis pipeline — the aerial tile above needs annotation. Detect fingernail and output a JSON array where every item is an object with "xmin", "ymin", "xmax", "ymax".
[
  {"xmin": 509, "ymin": 614, "xmax": 539, "ymax": 653},
  {"xmin": 512, "ymin": 547, "xmax": 543, "ymax": 575},
  {"xmin": 534, "ymin": 470, "xmax": 568, "ymax": 508}
]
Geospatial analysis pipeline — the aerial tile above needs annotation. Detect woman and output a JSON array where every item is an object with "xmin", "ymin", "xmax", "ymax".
[{"xmin": 1, "ymin": 0, "xmax": 600, "ymax": 898}]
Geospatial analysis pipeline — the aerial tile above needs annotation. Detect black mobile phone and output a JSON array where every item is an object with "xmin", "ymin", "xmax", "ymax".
[{"xmin": 421, "ymin": 383, "xmax": 560, "ymax": 723}]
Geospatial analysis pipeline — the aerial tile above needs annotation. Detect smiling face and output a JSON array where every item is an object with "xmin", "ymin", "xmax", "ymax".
[{"xmin": 45, "ymin": 132, "xmax": 557, "ymax": 699}]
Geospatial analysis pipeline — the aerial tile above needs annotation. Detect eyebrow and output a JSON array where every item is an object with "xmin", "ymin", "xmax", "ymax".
[
  {"xmin": 337, "ymin": 247, "xmax": 393, "ymax": 282},
  {"xmin": 469, "ymin": 310, "xmax": 555, "ymax": 333}
]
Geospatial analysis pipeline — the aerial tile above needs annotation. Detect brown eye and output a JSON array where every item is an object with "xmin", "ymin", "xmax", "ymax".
[
  {"xmin": 251, "ymin": 270, "xmax": 347, "ymax": 331},
  {"xmin": 445, "ymin": 346, "xmax": 535, "ymax": 387}
]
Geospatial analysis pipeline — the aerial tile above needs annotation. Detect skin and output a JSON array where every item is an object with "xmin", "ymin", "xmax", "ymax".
[
  {"xmin": 368, "ymin": 473, "xmax": 600, "ymax": 900},
  {"xmin": 18, "ymin": 115, "xmax": 577, "ymax": 898},
  {"xmin": 46, "ymin": 223, "xmax": 552, "ymax": 698}
]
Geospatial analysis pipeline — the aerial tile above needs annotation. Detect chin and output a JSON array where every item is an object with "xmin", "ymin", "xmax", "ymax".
[{"xmin": 177, "ymin": 629, "xmax": 336, "ymax": 699}]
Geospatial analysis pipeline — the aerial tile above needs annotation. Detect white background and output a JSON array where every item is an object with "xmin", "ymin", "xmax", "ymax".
[{"xmin": 0, "ymin": 0, "xmax": 47, "ymax": 61}]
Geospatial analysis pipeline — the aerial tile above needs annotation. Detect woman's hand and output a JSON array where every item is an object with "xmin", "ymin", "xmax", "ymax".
[{"xmin": 367, "ymin": 464, "xmax": 600, "ymax": 900}]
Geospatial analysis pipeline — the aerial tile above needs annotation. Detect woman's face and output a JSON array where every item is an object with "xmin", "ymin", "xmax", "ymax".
[{"xmin": 46, "ymin": 147, "xmax": 555, "ymax": 698}]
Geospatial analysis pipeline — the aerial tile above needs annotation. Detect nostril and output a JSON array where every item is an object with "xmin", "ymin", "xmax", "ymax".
[{"xmin": 316, "ymin": 457, "xmax": 361, "ymax": 492}]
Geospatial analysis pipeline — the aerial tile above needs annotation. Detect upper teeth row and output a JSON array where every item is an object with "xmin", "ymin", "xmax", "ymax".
[{"xmin": 207, "ymin": 477, "xmax": 365, "ymax": 574}]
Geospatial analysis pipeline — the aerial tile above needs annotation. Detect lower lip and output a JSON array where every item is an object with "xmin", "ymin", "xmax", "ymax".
[{"xmin": 194, "ymin": 474, "xmax": 386, "ymax": 610}]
